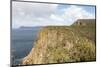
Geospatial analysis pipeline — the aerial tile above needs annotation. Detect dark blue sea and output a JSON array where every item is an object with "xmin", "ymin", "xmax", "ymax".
[{"xmin": 11, "ymin": 27, "xmax": 41, "ymax": 65}]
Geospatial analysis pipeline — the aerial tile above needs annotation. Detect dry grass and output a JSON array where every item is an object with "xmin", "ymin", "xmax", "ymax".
[{"xmin": 22, "ymin": 19, "xmax": 96, "ymax": 65}]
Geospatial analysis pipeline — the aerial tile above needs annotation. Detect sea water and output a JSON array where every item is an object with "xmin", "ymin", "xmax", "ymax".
[{"xmin": 11, "ymin": 27, "xmax": 41, "ymax": 65}]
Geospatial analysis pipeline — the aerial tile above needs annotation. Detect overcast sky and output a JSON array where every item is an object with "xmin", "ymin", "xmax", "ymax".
[{"xmin": 12, "ymin": 1, "xmax": 95, "ymax": 28}]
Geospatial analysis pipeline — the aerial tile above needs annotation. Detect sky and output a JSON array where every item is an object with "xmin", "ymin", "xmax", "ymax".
[{"xmin": 12, "ymin": 1, "xmax": 95, "ymax": 28}]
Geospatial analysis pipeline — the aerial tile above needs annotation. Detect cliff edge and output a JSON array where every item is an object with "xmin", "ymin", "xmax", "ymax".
[{"xmin": 22, "ymin": 19, "xmax": 96, "ymax": 65}]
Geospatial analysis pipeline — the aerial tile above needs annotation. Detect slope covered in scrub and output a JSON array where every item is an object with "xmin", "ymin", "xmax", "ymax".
[{"xmin": 22, "ymin": 19, "xmax": 96, "ymax": 65}]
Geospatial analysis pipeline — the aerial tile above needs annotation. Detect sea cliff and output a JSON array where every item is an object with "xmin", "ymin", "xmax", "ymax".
[{"xmin": 22, "ymin": 19, "xmax": 96, "ymax": 65}]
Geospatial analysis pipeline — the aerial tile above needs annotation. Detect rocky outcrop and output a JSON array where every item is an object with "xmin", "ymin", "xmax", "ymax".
[
  {"xmin": 22, "ymin": 25, "xmax": 96, "ymax": 65},
  {"xmin": 73, "ymin": 19, "xmax": 96, "ymax": 26}
]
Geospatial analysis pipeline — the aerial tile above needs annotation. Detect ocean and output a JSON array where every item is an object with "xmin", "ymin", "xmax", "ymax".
[{"xmin": 11, "ymin": 27, "xmax": 41, "ymax": 65}]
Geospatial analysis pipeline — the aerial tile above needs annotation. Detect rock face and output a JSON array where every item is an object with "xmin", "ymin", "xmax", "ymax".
[{"xmin": 22, "ymin": 19, "xmax": 96, "ymax": 65}]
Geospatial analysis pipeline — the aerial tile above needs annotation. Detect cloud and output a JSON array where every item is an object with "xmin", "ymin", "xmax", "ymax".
[
  {"xmin": 48, "ymin": 5, "xmax": 95, "ymax": 25},
  {"xmin": 12, "ymin": 2, "xmax": 95, "ymax": 28},
  {"xmin": 65, "ymin": 5, "xmax": 95, "ymax": 19},
  {"xmin": 12, "ymin": 2, "xmax": 58, "ymax": 18},
  {"xmin": 12, "ymin": 2, "xmax": 58, "ymax": 28}
]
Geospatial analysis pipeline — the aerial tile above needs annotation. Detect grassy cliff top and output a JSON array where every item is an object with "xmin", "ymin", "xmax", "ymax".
[{"xmin": 22, "ymin": 19, "xmax": 96, "ymax": 65}]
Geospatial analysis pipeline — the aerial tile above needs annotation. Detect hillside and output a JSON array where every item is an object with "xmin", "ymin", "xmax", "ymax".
[
  {"xmin": 21, "ymin": 19, "xmax": 96, "ymax": 65},
  {"xmin": 72, "ymin": 19, "xmax": 96, "ymax": 26},
  {"xmin": 72, "ymin": 19, "xmax": 96, "ymax": 42}
]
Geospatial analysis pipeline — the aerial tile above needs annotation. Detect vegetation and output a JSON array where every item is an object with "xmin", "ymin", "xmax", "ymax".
[{"xmin": 22, "ymin": 19, "xmax": 96, "ymax": 65}]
